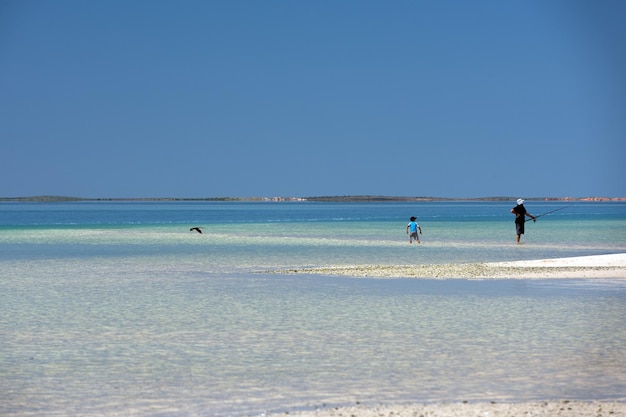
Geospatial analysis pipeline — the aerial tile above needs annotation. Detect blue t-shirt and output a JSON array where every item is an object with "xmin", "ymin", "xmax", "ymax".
[{"xmin": 408, "ymin": 221, "xmax": 419, "ymax": 233}]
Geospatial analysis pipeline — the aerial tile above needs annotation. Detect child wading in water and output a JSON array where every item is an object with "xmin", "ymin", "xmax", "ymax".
[{"xmin": 406, "ymin": 216, "xmax": 422, "ymax": 244}]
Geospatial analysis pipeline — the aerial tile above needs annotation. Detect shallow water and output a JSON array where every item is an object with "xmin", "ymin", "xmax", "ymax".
[
  {"xmin": 1, "ymin": 201, "xmax": 625, "ymax": 416},
  {"xmin": 2, "ymin": 201, "xmax": 625, "ymax": 267},
  {"xmin": 2, "ymin": 273, "xmax": 626, "ymax": 416}
]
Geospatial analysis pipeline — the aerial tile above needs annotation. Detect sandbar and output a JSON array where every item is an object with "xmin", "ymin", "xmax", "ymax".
[{"xmin": 271, "ymin": 253, "xmax": 626, "ymax": 279}]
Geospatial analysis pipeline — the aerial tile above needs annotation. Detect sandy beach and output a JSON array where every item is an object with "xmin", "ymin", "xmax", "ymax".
[
  {"xmin": 264, "ymin": 400, "xmax": 626, "ymax": 417},
  {"xmin": 273, "ymin": 253, "xmax": 626, "ymax": 279}
]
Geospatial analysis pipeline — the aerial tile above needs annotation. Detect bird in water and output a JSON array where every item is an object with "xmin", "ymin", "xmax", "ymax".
[{"xmin": 189, "ymin": 227, "xmax": 203, "ymax": 234}]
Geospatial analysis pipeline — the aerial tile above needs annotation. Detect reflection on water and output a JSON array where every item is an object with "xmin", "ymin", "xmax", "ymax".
[{"xmin": 2, "ymin": 268, "xmax": 625, "ymax": 416}]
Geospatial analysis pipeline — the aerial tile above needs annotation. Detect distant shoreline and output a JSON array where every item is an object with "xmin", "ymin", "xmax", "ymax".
[{"xmin": 2, "ymin": 195, "xmax": 625, "ymax": 203}]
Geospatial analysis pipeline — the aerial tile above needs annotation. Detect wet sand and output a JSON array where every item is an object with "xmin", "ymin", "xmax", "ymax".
[
  {"xmin": 272, "ymin": 253, "xmax": 626, "ymax": 279},
  {"xmin": 264, "ymin": 400, "xmax": 626, "ymax": 417}
]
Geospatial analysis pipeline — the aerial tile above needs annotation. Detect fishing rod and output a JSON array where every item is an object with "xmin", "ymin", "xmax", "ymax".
[{"xmin": 525, "ymin": 206, "xmax": 569, "ymax": 222}]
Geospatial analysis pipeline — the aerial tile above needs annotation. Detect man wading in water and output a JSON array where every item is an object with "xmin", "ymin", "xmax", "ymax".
[{"xmin": 511, "ymin": 199, "xmax": 536, "ymax": 243}]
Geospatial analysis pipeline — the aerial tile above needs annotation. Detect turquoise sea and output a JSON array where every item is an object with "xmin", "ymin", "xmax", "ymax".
[{"xmin": 1, "ymin": 201, "xmax": 626, "ymax": 416}]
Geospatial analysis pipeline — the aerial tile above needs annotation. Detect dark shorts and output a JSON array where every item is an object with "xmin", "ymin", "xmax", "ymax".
[{"xmin": 516, "ymin": 222, "xmax": 525, "ymax": 235}]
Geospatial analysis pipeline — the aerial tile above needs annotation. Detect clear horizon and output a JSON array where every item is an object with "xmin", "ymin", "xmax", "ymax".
[{"xmin": 3, "ymin": 194, "xmax": 625, "ymax": 201}]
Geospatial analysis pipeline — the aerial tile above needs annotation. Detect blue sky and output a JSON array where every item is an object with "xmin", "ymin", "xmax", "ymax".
[{"xmin": 2, "ymin": 0, "xmax": 624, "ymax": 198}]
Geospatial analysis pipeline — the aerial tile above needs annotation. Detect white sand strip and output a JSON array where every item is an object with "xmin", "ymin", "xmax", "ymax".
[
  {"xmin": 492, "ymin": 253, "xmax": 626, "ymax": 267},
  {"xmin": 268, "ymin": 253, "xmax": 626, "ymax": 279},
  {"xmin": 264, "ymin": 400, "xmax": 626, "ymax": 417},
  {"xmin": 483, "ymin": 253, "xmax": 626, "ymax": 279}
]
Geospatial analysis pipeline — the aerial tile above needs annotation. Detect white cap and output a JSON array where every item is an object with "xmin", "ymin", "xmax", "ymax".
[{"xmin": 517, "ymin": 198, "xmax": 524, "ymax": 205}]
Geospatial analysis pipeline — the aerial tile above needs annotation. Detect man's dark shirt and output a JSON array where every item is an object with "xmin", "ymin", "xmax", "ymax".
[{"xmin": 512, "ymin": 205, "xmax": 526, "ymax": 224}]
